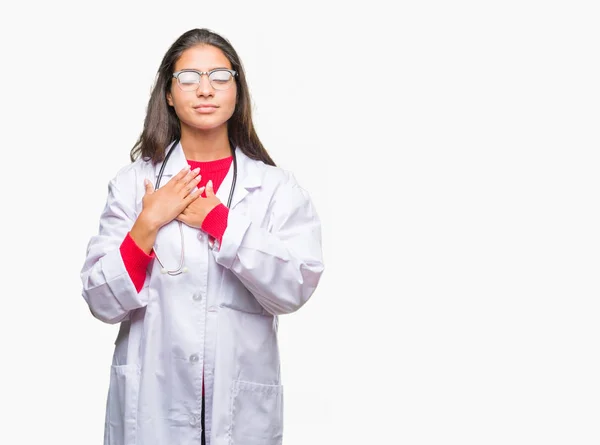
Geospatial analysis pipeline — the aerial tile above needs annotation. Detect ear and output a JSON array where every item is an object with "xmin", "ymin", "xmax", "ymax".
[{"xmin": 166, "ymin": 91, "xmax": 174, "ymax": 107}]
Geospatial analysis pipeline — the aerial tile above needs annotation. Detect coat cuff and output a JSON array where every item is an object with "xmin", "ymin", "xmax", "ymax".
[{"xmin": 101, "ymin": 248, "xmax": 149, "ymax": 311}]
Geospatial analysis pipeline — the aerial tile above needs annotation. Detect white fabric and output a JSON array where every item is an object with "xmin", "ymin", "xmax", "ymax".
[{"xmin": 80, "ymin": 142, "xmax": 324, "ymax": 445}]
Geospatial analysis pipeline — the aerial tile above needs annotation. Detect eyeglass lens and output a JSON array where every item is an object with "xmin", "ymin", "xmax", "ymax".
[{"xmin": 177, "ymin": 71, "xmax": 234, "ymax": 91}]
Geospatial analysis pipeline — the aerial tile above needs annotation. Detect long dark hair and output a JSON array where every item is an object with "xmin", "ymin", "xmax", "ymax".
[{"xmin": 130, "ymin": 28, "xmax": 275, "ymax": 166}]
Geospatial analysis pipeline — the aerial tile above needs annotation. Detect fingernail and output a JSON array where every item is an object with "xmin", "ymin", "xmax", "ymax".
[
  {"xmin": 208, "ymin": 180, "xmax": 213, "ymax": 187},
  {"xmin": 193, "ymin": 167, "xmax": 200, "ymax": 174}
]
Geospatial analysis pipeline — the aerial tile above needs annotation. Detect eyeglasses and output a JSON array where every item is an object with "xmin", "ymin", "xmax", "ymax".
[{"xmin": 172, "ymin": 69, "xmax": 237, "ymax": 91}]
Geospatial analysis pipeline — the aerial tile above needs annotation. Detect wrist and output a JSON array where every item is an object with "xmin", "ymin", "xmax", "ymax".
[
  {"xmin": 129, "ymin": 212, "xmax": 160, "ymax": 254},
  {"xmin": 137, "ymin": 210, "xmax": 162, "ymax": 233}
]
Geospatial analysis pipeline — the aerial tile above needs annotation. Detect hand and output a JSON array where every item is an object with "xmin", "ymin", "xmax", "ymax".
[
  {"xmin": 140, "ymin": 166, "xmax": 202, "ymax": 230},
  {"xmin": 176, "ymin": 180, "xmax": 222, "ymax": 229}
]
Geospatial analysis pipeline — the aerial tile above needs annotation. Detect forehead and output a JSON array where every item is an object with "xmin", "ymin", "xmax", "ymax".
[{"xmin": 174, "ymin": 44, "xmax": 232, "ymax": 71}]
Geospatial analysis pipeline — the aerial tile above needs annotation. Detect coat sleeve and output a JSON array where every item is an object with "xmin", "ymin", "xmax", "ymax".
[
  {"xmin": 80, "ymin": 173, "xmax": 149, "ymax": 324},
  {"xmin": 211, "ymin": 172, "xmax": 324, "ymax": 315}
]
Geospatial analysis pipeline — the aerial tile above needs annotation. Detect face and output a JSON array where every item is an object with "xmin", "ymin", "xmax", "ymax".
[{"xmin": 166, "ymin": 44, "xmax": 237, "ymax": 133}]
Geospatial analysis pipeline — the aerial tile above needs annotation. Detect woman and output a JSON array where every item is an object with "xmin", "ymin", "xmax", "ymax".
[{"xmin": 80, "ymin": 28, "xmax": 324, "ymax": 445}]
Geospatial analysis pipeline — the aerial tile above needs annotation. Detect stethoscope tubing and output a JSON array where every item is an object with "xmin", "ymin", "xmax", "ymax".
[{"xmin": 153, "ymin": 138, "xmax": 237, "ymax": 275}]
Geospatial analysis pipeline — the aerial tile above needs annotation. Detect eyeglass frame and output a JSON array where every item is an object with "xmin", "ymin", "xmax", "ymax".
[{"xmin": 172, "ymin": 68, "xmax": 238, "ymax": 91}]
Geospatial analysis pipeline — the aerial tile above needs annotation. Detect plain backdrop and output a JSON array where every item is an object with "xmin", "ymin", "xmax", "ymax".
[{"xmin": 0, "ymin": 1, "xmax": 599, "ymax": 444}]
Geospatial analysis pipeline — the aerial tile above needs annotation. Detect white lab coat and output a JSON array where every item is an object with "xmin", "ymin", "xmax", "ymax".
[{"xmin": 80, "ymin": 141, "xmax": 324, "ymax": 445}]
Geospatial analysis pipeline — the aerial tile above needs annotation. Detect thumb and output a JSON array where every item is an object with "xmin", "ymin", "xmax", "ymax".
[
  {"xmin": 205, "ymin": 179, "xmax": 215, "ymax": 197},
  {"xmin": 144, "ymin": 178, "xmax": 154, "ymax": 195}
]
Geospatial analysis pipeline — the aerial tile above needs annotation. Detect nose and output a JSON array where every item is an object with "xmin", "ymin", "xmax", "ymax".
[{"xmin": 196, "ymin": 73, "xmax": 213, "ymax": 97}]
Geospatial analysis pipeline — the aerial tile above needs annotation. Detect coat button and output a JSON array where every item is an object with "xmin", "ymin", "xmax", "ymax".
[
  {"xmin": 193, "ymin": 292, "xmax": 203, "ymax": 301},
  {"xmin": 189, "ymin": 354, "xmax": 199, "ymax": 363}
]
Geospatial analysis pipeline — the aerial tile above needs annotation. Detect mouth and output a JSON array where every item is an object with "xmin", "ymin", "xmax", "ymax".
[{"xmin": 193, "ymin": 104, "xmax": 218, "ymax": 114}]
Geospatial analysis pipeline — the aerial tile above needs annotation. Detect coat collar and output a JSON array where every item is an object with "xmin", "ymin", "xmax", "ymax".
[{"xmin": 153, "ymin": 140, "xmax": 262, "ymax": 210}]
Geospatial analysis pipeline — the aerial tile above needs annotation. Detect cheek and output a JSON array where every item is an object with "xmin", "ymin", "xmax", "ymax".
[
  {"xmin": 170, "ymin": 92, "xmax": 186, "ymax": 113},
  {"xmin": 221, "ymin": 91, "xmax": 237, "ymax": 117}
]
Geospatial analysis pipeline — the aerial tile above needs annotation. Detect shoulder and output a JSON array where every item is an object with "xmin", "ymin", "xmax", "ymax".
[
  {"xmin": 243, "ymin": 157, "xmax": 313, "ymax": 208},
  {"xmin": 241, "ymin": 154, "xmax": 303, "ymax": 191},
  {"xmin": 243, "ymin": 158, "xmax": 319, "ymax": 227},
  {"xmin": 109, "ymin": 157, "xmax": 153, "ymax": 192}
]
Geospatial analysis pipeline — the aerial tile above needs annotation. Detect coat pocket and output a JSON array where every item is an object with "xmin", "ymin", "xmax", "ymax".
[
  {"xmin": 229, "ymin": 380, "xmax": 284, "ymax": 445},
  {"xmin": 106, "ymin": 364, "xmax": 141, "ymax": 445}
]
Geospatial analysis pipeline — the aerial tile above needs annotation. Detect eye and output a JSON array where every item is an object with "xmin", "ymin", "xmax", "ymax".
[
  {"xmin": 178, "ymin": 71, "xmax": 200, "ymax": 84},
  {"xmin": 209, "ymin": 70, "xmax": 232, "ymax": 83}
]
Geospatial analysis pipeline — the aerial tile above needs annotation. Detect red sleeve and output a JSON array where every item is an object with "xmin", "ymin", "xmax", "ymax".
[
  {"xmin": 201, "ymin": 203, "xmax": 229, "ymax": 246},
  {"xmin": 119, "ymin": 232, "xmax": 155, "ymax": 293}
]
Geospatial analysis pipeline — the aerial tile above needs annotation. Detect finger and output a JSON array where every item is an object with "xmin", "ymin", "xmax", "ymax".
[
  {"xmin": 205, "ymin": 180, "xmax": 215, "ymax": 197},
  {"xmin": 182, "ymin": 174, "xmax": 202, "ymax": 196},
  {"xmin": 144, "ymin": 178, "xmax": 154, "ymax": 195},
  {"xmin": 188, "ymin": 167, "xmax": 201, "ymax": 183},
  {"xmin": 185, "ymin": 186, "xmax": 203, "ymax": 204},
  {"xmin": 177, "ymin": 167, "xmax": 200, "ymax": 192},
  {"xmin": 173, "ymin": 165, "xmax": 191, "ymax": 182},
  {"xmin": 167, "ymin": 166, "xmax": 191, "ymax": 191}
]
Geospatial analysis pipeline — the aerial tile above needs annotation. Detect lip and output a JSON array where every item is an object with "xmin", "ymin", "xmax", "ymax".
[
  {"xmin": 193, "ymin": 104, "xmax": 218, "ymax": 114},
  {"xmin": 193, "ymin": 104, "xmax": 218, "ymax": 109}
]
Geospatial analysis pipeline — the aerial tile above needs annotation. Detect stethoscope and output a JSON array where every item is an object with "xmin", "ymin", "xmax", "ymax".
[{"xmin": 153, "ymin": 138, "xmax": 237, "ymax": 275}]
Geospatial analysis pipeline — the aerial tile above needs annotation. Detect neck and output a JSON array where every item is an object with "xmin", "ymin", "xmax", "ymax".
[{"xmin": 179, "ymin": 126, "xmax": 232, "ymax": 161}]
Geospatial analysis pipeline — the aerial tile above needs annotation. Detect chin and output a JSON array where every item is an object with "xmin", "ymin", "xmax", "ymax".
[
  {"xmin": 183, "ymin": 117, "xmax": 227, "ymax": 132},
  {"xmin": 194, "ymin": 122, "xmax": 227, "ymax": 131}
]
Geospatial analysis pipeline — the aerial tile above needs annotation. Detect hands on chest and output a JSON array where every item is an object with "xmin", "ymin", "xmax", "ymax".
[{"xmin": 144, "ymin": 165, "xmax": 221, "ymax": 230}]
